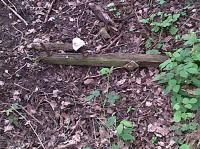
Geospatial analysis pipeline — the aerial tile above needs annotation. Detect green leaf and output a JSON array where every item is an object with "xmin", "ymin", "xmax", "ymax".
[
  {"xmin": 168, "ymin": 79, "xmax": 177, "ymax": 87},
  {"xmin": 91, "ymin": 90, "xmax": 100, "ymax": 97},
  {"xmin": 182, "ymin": 32, "xmax": 199, "ymax": 45},
  {"xmin": 145, "ymin": 39, "xmax": 153, "ymax": 49},
  {"xmin": 106, "ymin": 116, "xmax": 116, "ymax": 128},
  {"xmin": 186, "ymin": 112, "xmax": 195, "ymax": 118},
  {"xmin": 172, "ymin": 14, "xmax": 180, "ymax": 22},
  {"xmin": 151, "ymin": 26, "xmax": 160, "ymax": 32},
  {"xmin": 180, "ymin": 144, "xmax": 190, "ymax": 149},
  {"xmin": 195, "ymin": 88, "xmax": 200, "ymax": 95},
  {"xmin": 116, "ymin": 124, "xmax": 124, "ymax": 135},
  {"xmin": 173, "ymin": 111, "xmax": 182, "ymax": 122},
  {"xmin": 182, "ymin": 98, "xmax": 190, "ymax": 104},
  {"xmin": 189, "ymin": 122, "xmax": 198, "ymax": 131},
  {"xmin": 111, "ymin": 144, "xmax": 120, "ymax": 149},
  {"xmin": 169, "ymin": 26, "xmax": 179, "ymax": 35},
  {"xmin": 184, "ymin": 104, "xmax": 192, "ymax": 109},
  {"xmin": 187, "ymin": 67, "xmax": 198, "ymax": 74},
  {"xmin": 159, "ymin": 59, "xmax": 172, "ymax": 70},
  {"xmin": 139, "ymin": 19, "xmax": 149, "ymax": 24},
  {"xmin": 191, "ymin": 78, "xmax": 200, "ymax": 87},
  {"xmin": 173, "ymin": 85, "xmax": 180, "ymax": 93},
  {"xmin": 100, "ymin": 68, "xmax": 111, "ymax": 76},
  {"xmin": 173, "ymin": 103, "xmax": 180, "ymax": 110},
  {"xmin": 121, "ymin": 133, "xmax": 135, "ymax": 141},
  {"xmin": 106, "ymin": 92, "xmax": 120, "ymax": 104},
  {"xmin": 189, "ymin": 98, "xmax": 197, "ymax": 104},
  {"xmin": 146, "ymin": 49, "xmax": 161, "ymax": 55},
  {"xmin": 180, "ymin": 70, "xmax": 189, "ymax": 78},
  {"xmin": 85, "ymin": 95, "xmax": 94, "ymax": 102},
  {"xmin": 120, "ymin": 120, "xmax": 133, "ymax": 128}
]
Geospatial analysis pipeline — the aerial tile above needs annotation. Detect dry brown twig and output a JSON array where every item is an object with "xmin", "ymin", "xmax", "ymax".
[
  {"xmin": 0, "ymin": 0, "xmax": 28, "ymax": 26},
  {"xmin": 11, "ymin": 107, "xmax": 46, "ymax": 149},
  {"xmin": 44, "ymin": 0, "xmax": 56, "ymax": 23}
]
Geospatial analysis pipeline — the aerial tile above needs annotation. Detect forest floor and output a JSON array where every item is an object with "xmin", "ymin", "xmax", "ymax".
[{"xmin": 0, "ymin": 0, "xmax": 200, "ymax": 149}]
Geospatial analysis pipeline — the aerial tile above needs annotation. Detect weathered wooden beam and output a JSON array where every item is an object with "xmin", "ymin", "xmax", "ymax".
[{"xmin": 38, "ymin": 53, "xmax": 168, "ymax": 68}]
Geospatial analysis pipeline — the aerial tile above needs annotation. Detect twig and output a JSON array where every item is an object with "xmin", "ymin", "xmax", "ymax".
[
  {"xmin": 0, "ymin": 0, "xmax": 28, "ymax": 26},
  {"xmin": 14, "ymin": 83, "xmax": 31, "ymax": 92},
  {"xmin": 101, "ymin": 33, "xmax": 123, "ymax": 52},
  {"xmin": 12, "ymin": 107, "xmax": 46, "ymax": 149},
  {"xmin": 21, "ymin": 106, "xmax": 43, "ymax": 125},
  {"xmin": 44, "ymin": 0, "xmax": 56, "ymax": 23}
]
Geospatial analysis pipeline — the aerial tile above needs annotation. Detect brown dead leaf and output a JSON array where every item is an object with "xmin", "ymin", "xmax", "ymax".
[
  {"xmin": 148, "ymin": 123, "xmax": 169, "ymax": 136},
  {"xmin": 4, "ymin": 124, "xmax": 14, "ymax": 132},
  {"xmin": 84, "ymin": 78, "xmax": 94, "ymax": 85}
]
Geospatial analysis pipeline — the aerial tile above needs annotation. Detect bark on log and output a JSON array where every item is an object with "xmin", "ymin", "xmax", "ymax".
[{"xmin": 38, "ymin": 53, "xmax": 168, "ymax": 68}]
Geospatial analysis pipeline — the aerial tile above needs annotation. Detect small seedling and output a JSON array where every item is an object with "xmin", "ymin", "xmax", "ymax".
[
  {"xmin": 116, "ymin": 120, "xmax": 135, "ymax": 142},
  {"xmin": 151, "ymin": 135, "xmax": 157, "ymax": 144},
  {"xmin": 127, "ymin": 106, "xmax": 135, "ymax": 113},
  {"xmin": 3, "ymin": 103, "xmax": 20, "ymax": 126},
  {"xmin": 105, "ymin": 91, "xmax": 120, "ymax": 104},
  {"xmin": 106, "ymin": 2, "xmax": 121, "ymax": 17},
  {"xmin": 106, "ymin": 115, "xmax": 116, "ymax": 128},
  {"xmin": 100, "ymin": 67, "xmax": 113, "ymax": 76},
  {"xmin": 86, "ymin": 90, "xmax": 100, "ymax": 102}
]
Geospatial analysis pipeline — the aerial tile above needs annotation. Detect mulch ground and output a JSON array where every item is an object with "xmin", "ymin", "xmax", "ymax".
[{"xmin": 0, "ymin": 0, "xmax": 199, "ymax": 148}]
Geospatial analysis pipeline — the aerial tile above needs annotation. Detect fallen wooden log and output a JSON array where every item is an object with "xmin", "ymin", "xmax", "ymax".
[{"xmin": 38, "ymin": 53, "xmax": 168, "ymax": 68}]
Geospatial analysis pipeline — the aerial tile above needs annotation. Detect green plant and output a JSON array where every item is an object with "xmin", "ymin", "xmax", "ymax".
[
  {"xmin": 106, "ymin": 115, "xmax": 116, "ymax": 128},
  {"xmin": 156, "ymin": 0, "xmax": 165, "ymax": 5},
  {"xmin": 100, "ymin": 67, "xmax": 113, "ymax": 76},
  {"xmin": 106, "ymin": 2, "xmax": 121, "ymax": 17},
  {"xmin": 4, "ymin": 103, "xmax": 20, "ymax": 126},
  {"xmin": 111, "ymin": 144, "xmax": 120, "ymax": 149},
  {"xmin": 86, "ymin": 90, "xmax": 100, "ymax": 102},
  {"xmin": 180, "ymin": 144, "xmax": 190, "ymax": 149},
  {"xmin": 127, "ymin": 106, "xmax": 135, "ymax": 113},
  {"xmin": 116, "ymin": 120, "xmax": 135, "ymax": 142},
  {"xmin": 140, "ymin": 12, "xmax": 182, "ymax": 35},
  {"xmin": 105, "ymin": 91, "xmax": 120, "ymax": 104},
  {"xmin": 151, "ymin": 135, "xmax": 157, "ymax": 144},
  {"xmin": 155, "ymin": 32, "xmax": 200, "ymax": 123}
]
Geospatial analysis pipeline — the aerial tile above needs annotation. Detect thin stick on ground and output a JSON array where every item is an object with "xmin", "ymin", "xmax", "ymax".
[
  {"xmin": 12, "ymin": 107, "xmax": 46, "ymax": 149},
  {"xmin": 0, "ymin": 0, "xmax": 28, "ymax": 26},
  {"xmin": 44, "ymin": 0, "xmax": 56, "ymax": 23}
]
